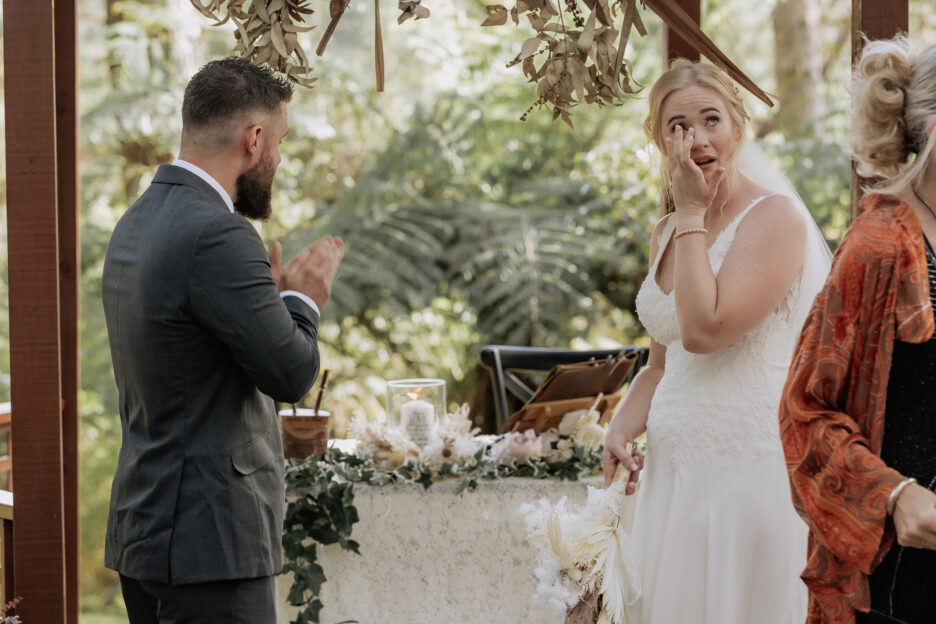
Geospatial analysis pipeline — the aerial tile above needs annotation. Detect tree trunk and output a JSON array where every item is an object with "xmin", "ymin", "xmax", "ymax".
[{"xmin": 772, "ymin": 0, "xmax": 823, "ymax": 139}]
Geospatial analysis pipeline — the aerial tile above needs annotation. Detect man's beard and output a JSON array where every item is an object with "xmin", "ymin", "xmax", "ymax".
[{"xmin": 234, "ymin": 150, "xmax": 275, "ymax": 221}]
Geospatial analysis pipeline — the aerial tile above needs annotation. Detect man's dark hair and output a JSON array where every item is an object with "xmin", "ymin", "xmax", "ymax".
[{"xmin": 182, "ymin": 57, "xmax": 293, "ymax": 129}]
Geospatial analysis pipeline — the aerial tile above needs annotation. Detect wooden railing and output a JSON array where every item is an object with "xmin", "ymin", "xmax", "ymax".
[
  {"xmin": 0, "ymin": 402, "xmax": 10, "ymax": 492},
  {"xmin": 0, "ymin": 490, "xmax": 12, "ymax": 605},
  {"xmin": 0, "ymin": 403, "xmax": 12, "ymax": 604}
]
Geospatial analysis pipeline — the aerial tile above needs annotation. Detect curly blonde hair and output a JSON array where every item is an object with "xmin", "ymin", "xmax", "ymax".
[
  {"xmin": 644, "ymin": 59, "xmax": 749, "ymax": 213},
  {"xmin": 851, "ymin": 35, "xmax": 936, "ymax": 194}
]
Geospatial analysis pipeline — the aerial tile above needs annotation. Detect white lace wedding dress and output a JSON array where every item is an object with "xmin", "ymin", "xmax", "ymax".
[{"xmin": 629, "ymin": 195, "xmax": 809, "ymax": 623}]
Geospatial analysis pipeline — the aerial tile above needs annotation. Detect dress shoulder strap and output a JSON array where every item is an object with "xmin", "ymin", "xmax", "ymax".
[
  {"xmin": 707, "ymin": 194, "xmax": 776, "ymax": 275},
  {"xmin": 718, "ymin": 194, "xmax": 775, "ymax": 245}
]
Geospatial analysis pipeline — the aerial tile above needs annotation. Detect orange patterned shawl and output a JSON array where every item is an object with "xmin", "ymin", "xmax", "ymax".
[{"xmin": 780, "ymin": 194, "xmax": 934, "ymax": 624}]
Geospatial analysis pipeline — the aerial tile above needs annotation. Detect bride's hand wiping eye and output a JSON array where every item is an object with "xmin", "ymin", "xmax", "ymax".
[{"xmin": 665, "ymin": 126, "xmax": 726, "ymax": 217}]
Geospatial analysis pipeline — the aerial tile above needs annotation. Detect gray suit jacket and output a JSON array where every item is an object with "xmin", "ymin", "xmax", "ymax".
[{"xmin": 102, "ymin": 164, "xmax": 320, "ymax": 584}]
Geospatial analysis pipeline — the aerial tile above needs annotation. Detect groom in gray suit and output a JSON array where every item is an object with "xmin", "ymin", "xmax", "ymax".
[{"xmin": 102, "ymin": 57, "xmax": 343, "ymax": 623}]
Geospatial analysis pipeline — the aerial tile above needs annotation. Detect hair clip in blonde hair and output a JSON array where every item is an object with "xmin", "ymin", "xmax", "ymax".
[{"xmin": 899, "ymin": 87, "xmax": 921, "ymax": 154}]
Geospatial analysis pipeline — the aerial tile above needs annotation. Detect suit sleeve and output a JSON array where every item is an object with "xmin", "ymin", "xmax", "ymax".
[
  {"xmin": 189, "ymin": 213, "xmax": 320, "ymax": 403},
  {"xmin": 779, "ymin": 225, "xmax": 905, "ymax": 574}
]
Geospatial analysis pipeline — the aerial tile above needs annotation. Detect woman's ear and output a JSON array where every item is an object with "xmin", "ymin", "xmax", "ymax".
[{"xmin": 925, "ymin": 115, "xmax": 936, "ymax": 138}]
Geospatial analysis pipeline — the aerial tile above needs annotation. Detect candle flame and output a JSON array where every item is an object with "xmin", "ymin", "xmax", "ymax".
[{"xmin": 407, "ymin": 390, "xmax": 422, "ymax": 401}]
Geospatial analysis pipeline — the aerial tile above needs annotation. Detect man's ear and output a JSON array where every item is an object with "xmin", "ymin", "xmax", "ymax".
[{"xmin": 242, "ymin": 123, "xmax": 264, "ymax": 164}]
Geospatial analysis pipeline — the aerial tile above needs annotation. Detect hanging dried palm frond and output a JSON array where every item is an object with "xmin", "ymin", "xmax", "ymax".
[
  {"xmin": 190, "ymin": 0, "xmax": 318, "ymax": 86},
  {"xmin": 483, "ymin": 0, "xmax": 772, "ymax": 126},
  {"xmin": 192, "ymin": 0, "xmax": 430, "ymax": 91},
  {"xmin": 316, "ymin": 0, "xmax": 351, "ymax": 57},
  {"xmin": 482, "ymin": 0, "xmax": 647, "ymax": 128},
  {"xmin": 398, "ymin": 0, "xmax": 431, "ymax": 24}
]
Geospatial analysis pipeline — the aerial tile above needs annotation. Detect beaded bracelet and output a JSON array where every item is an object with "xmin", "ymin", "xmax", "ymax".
[
  {"xmin": 673, "ymin": 227, "xmax": 707, "ymax": 241},
  {"xmin": 887, "ymin": 477, "xmax": 917, "ymax": 516}
]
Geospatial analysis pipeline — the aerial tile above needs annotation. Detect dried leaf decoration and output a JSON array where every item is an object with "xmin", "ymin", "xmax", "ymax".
[
  {"xmin": 190, "ymin": 0, "xmax": 318, "ymax": 87},
  {"xmin": 398, "ymin": 0, "xmax": 431, "ymax": 24},
  {"xmin": 485, "ymin": 0, "xmax": 773, "ymax": 126},
  {"xmin": 317, "ymin": 0, "xmax": 351, "ymax": 56},
  {"xmin": 484, "ymin": 0, "xmax": 646, "ymax": 127},
  {"xmin": 190, "ymin": 0, "xmax": 433, "ymax": 90},
  {"xmin": 482, "ymin": 5, "xmax": 510, "ymax": 27}
]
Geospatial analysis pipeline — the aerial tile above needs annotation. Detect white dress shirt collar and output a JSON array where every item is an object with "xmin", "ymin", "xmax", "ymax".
[{"xmin": 171, "ymin": 158, "xmax": 234, "ymax": 214}]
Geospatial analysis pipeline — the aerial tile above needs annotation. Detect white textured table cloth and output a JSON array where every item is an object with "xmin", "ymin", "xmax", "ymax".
[{"xmin": 277, "ymin": 475, "xmax": 637, "ymax": 624}]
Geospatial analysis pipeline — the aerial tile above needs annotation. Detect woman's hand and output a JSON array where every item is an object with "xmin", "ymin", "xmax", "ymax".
[
  {"xmin": 602, "ymin": 418, "xmax": 644, "ymax": 494},
  {"xmin": 665, "ymin": 126, "xmax": 726, "ymax": 219},
  {"xmin": 892, "ymin": 482, "xmax": 936, "ymax": 550}
]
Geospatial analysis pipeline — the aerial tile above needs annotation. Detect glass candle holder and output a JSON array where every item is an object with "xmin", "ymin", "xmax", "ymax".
[{"xmin": 386, "ymin": 378, "xmax": 446, "ymax": 447}]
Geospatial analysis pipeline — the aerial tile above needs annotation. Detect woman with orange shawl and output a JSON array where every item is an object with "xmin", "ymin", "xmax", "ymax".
[{"xmin": 780, "ymin": 36, "xmax": 936, "ymax": 624}]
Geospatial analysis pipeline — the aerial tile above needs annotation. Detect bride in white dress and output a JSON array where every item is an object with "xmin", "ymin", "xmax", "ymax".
[{"xmin": 602, "ymin": 60, "xmax": 831, "ymax": 623}]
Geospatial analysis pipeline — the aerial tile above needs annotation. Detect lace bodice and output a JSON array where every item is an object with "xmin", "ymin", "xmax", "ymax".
[{"xmin": 634, "ymin": 196, "xmax": 805, "ymax": 466}]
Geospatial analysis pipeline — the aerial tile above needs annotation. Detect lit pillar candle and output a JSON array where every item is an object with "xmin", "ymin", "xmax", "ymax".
[{"xmin": 401, "ymin": 393, "xmax": 435, "ymax": 447}]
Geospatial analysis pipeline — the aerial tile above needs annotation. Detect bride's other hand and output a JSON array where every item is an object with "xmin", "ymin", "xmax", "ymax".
[
  {"xmin": 603, "ymin": 424, "xmax": 643, "ymax": 493},
  {"xmin": 892, "ymin": 482, "xmax": 936, "ymax": 550},
  {"xmin": 600, "ymin": 219, "xmax": 668, "ymax": 492},
  {"xmin": 665, "ymin": 126, "xmax": 726, "ymax": 217}
]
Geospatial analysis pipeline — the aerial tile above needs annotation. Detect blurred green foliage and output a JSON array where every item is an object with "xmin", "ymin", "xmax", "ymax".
[{"xmin": 0, "ymin": 0, "xmax": 933, "ymax": 618}]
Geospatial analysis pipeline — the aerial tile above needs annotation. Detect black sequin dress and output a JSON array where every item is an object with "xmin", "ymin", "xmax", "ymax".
[{"xmin": 862, "ymin": 237, "xmax": 936, "ymax": 624}]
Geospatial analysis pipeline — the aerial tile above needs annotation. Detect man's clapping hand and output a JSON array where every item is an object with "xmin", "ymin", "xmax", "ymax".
[{"xmin": 270, "ymin": 236, "xmax": 344, "ymax": 310}]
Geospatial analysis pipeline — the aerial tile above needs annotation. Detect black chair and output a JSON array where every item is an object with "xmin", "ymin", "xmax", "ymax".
[{"xmin": 480, "ymin": 345, "xmax": 650, "ymax": 432}]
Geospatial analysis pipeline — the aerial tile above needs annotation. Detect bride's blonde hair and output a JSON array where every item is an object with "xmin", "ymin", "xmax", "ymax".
[
  {"xmin": 644, "ymin": 59, "xmax": 749, "ymax": 213},
  {"xmin": 851, "ymin": 35, "xmax": 936, "ymax": 195}
]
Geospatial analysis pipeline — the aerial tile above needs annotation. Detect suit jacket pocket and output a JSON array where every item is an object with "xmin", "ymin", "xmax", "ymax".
[{"xmin": 231, "ymin": 431, "xmax": 278, "ymax": 475}]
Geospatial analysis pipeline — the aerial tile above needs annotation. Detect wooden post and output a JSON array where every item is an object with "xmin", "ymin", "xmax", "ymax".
[
  {"xmin": 664, "ymin": 0, "xmax": 701, "ymax": 63},
  {"xmin": 2, "ymin": 1, "xmax": 68, "ymax": 622},
  {"xmin": 55, "ymin": 1, "xmax": 80, "ymax": 622},
  {"xmin": 851, "ymin": 0, "xmax": 909, "ymax": 217}
]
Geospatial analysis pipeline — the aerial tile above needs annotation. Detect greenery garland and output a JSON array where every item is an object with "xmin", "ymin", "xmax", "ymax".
[{"xmin": 281, "ymin": 442, "xmax": 605, "ymax": 624}]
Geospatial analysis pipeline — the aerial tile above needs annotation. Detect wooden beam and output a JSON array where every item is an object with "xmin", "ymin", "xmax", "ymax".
[
  {"xmin": 2, "ymin": 1, "xmax": 68, "ymax": 622},
  {"xmin": 54, "ymin": 1, "xmax": 80, "ymax": 622},
  {"xmin": 852, "ymin": 0, "xmax": 909, "ymax": 58},
  {"xmin": 851, "ymin": 0, "xmax": 909, "ymax": 216},
  {"xmin": 663, "ymin": 0, "xmax": 701, "ymax": 63}
]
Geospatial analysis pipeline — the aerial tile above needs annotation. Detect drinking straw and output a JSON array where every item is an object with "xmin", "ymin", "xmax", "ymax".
[{"xmin": 313, "ymin": 369, "xmax": 331, "ymax": 415}]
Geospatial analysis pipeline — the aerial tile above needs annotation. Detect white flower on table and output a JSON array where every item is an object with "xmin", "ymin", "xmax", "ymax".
[
  {"xmin": 421, "ymin": 404, "xmax": 483, "ymax": 468},
  {"xmin": 558, "ymin": 407, "xmax": 605, "ymax": 450},
  {"xmin": 352, "ymin": 418, "xmax": 420, "ymax": 470},
  {"xmin": 490, "ymin": 428, "xmax": 545, "ymax": 460},
  {"xmin": 539, "ymin": 430, "xmax": 574, "ymax": 463}
]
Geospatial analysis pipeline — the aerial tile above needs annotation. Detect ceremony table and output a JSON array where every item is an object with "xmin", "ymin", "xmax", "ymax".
[{"xmin": 276, "ymin": 472, "xmax": 638, "ymax": 624}]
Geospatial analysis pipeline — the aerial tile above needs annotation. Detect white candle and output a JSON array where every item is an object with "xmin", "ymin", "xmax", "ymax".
[{"xmin": 401, "ymin": 398, "xmax": 435, "ymax": 447}]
